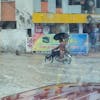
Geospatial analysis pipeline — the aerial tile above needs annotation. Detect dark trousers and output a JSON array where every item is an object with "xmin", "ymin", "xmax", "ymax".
[{"xmin": 51, "ymin": 50, "xmax": 60, "ymax": 57}]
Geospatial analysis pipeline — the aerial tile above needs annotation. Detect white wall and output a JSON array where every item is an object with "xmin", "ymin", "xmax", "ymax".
[
  {"xmin": 33, "ymin": 0, "xmax": 41, "ymax": 12},
  {"xmin": 15, "ymin": 0, "xmax": 34, "ymax": 29},
  {"xmin": 16, "ymin": 0, "xmax": 34, "ymax": 14},
  {"xmin": 32, "ymin": 0, "xmax": 82, "ymax": 14},
  {"xmin": 95, "ymin": 8, "xmax": 100, "ymax": 14},
  {"xmin": 48, "ymin": 0, "xmax": 56, "ymax": 13},
  {"xmin": 68, "ymin": 5, "xmax": 81, "ymax": 13},
  {"xmin": 0, "ymin": 29, "xmax": 27, "ymax": 52},
  {"xmin": 62, "ymin": 0, "xmax": 69, "ymax": 13}
]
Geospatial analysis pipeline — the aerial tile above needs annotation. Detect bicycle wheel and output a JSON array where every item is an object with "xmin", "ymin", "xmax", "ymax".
[
  {"xmin": 55, "ymin": 55, "xmax": 60, "ymax": 62},
  {"xmin": 45, "ymin": 54, "xmax": 53, "ymax": 63},
  {"xmin": 63, "ymin": 54, "xmax": 72, "ymax": 64}
]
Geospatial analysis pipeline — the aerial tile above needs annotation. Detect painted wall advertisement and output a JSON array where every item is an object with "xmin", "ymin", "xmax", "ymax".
[
  {"xmin": 32, "ymin": 33, "xmax": 89, "ymax": 55},
  {"xmin": 33, "ymin": 33, "xmax": 59, "ymax": 51},
  {"xmin": 69, "ymin": 34, "xmax": 89, "ymax": 55}
]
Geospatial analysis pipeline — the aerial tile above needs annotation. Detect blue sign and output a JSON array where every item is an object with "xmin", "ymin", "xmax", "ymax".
[{"xmin": 69, "ymin": 34, "xmax": 89, "ymax": 55}]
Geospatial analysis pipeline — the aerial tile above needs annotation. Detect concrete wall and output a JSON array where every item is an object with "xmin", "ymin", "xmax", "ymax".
[
  {"xmin": 68, "ymin": 5, "xmax": 81, "ymax": 13},
  {"xmin": 33, "ymin": 0, "xmax": 81, "ymax": 14},
  {"xmin": 15, "ymin": 0, "xmax": 34, "ymax": 29},
  {"xmin": 95, "ymin": 8, "xmax": 100, "ymax": 14},
  {"xmin": 16, "ymin": 0, "xmax": 34, "ymax": 14},
  {"xmin": 33, "ymin": 0, "xmax": 41, "ymax": 12},
  {"xmin": 0, "ymin": 29, "xmax": 27, "ymax": 52},
  {"xmin": 48, "ymin": 0, "xmax": 56, "ymax": 13},
  {"xmin": 62, "ymin": 0, "xmax": 68, "ymax": 13}
]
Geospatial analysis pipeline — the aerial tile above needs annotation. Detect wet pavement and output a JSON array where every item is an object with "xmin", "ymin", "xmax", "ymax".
[{"xmin": 0, "ymin": 52, "xmax": 100, "ymax": 98}]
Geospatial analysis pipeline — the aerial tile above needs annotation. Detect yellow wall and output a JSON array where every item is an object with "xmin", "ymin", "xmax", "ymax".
[{"xmin": 32, "ymin": 13, "xmax": 88, "ymax": 23}]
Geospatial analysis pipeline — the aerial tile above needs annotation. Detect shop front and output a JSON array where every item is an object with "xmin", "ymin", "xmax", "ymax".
[
  {"xmin": 32, "ymin": 13, "xmax": 88, "ymax": 33},
  {"xmin": 32, "ymin": 13, "xmax": 89, "ymax": 54}
]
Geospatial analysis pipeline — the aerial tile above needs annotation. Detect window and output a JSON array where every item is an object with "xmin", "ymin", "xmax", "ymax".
[
  {"xmin": 0, "ymin": 21, "xmax": 16, "ymax": 29},
  {"xmin": 69, "ymin": 24, "xmax": 79, "ymax": 33},
  {"xmin": 96, "ymin": 0, "xmax": 100, "ymax": 8},
  {"xmin": 27, "ymin": 29, "xmax": 32, "ymax": 37},
  {"xmin": 41, "ymin": 0, "xmax": 48, "ymax": 2},
  {"xmin": 69, "ymin": 0, "xmax": 80, "ymax": 5},
  {"xmin": 56, "ymin": 0, "xmax": 62, "ymax": 8}
]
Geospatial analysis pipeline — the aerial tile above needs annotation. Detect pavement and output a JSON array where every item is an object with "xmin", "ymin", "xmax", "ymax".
[{"xmin": 0, "ymin": 52, "xmax": 100, "ymax": 98}]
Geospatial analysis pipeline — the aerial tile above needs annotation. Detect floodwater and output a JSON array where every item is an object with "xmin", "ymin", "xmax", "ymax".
[{"xmin": 0, "ymin": 52, "xmax": 100, "ymax": 98}]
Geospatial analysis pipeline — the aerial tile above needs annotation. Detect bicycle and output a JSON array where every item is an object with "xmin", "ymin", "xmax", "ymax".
[{"xmin": 45, "ymin": 50, "xmax": 72, "ymax": 64}]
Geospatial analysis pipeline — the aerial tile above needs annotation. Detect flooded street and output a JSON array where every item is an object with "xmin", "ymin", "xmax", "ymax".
[{"xmin": 0, "ymin": 53, "xmax": 100, "ymax": 98}]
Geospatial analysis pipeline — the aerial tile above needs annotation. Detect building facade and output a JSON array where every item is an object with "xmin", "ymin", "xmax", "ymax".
[
  {"xmin": 32, "ymin": 0, "xmax": 94, "ymax": 33},
  {"xmin": 0, "ymin": 0, "xmax": 100, "ymax": 52},
  {"xmin": 0, "ymin": 0, "xmax": 100, "ymax": 32},
  {"xmin": 32, "ymin": 0, "xmax": 98, "ymax": 34},
  {"xmin": 0, "ymin": 0, "xmax": 34, "ymax": 52},
  {"xmin": 0, "ymin": 0, "xmax": 34, "ymax": 29}
]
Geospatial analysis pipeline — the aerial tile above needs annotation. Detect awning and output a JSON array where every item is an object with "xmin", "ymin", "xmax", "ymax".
[{"xmin": 32, "ymin": 13, "xmax": 88, "ymax": 23}]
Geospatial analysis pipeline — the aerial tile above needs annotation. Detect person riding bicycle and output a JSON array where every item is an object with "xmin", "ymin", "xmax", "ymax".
[
  {"xmin": 45, "ymin": 33, "xmax": 71, "ymax": 63},
  {"xmin": 52, "ymin": 38, "xmax": 67, "ymax": 59}
]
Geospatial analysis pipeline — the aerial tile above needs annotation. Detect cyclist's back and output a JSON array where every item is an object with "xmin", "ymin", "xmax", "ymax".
[{"xmin": 59, "ymin": 40, "xmax": 66, "ymax": 51}]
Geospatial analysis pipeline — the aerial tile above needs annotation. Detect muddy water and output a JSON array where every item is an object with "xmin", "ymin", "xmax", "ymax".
[{"xmin": 0, "ymin": 53, "xmax": 100, "ymax": 98}]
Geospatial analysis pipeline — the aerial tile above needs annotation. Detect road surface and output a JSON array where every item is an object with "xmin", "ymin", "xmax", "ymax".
[{"xmin": 0, "ymin": 52, "xmax": 100, "ymax": 98}]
